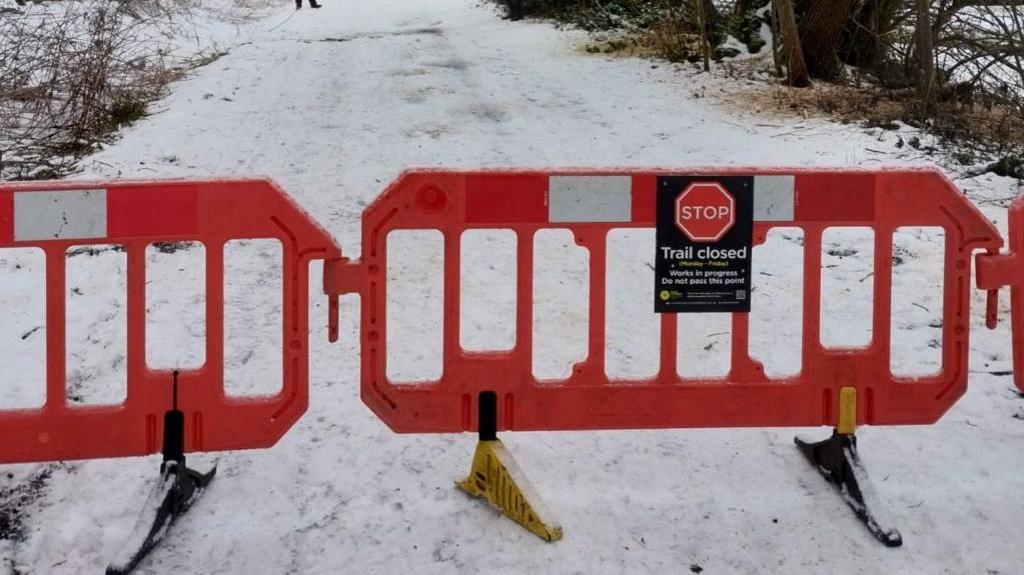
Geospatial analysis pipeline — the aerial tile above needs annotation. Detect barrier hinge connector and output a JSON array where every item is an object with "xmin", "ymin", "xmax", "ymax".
[
  {"xmin": 976, "ymin": 247, "xmax": 1019, "ymax": 329},
  {"xmin": 975, "ymin": 194, "xmax": 1024, "ymax": 329},
  {"xmin": 323, "ymin": 257, "xmax": 368, "ymax": 343}
]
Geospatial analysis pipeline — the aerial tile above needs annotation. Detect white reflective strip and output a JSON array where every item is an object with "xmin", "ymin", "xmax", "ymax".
[
  {"xmin": 753, "ymin": 176, "xmax": 795, "ymax": 221},
  {"xmin": 13, "ymin": 190, "xmax": 107, "ymax": 241},
  {"xmin": 549, "ymin": 175, "xmax": 632, "ymax": 223}
]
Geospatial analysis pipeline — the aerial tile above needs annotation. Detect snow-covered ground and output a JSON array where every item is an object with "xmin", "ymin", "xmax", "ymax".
[{"xmin": 2, "ymin": 0, "xmax": 1023, "ymax": 573}]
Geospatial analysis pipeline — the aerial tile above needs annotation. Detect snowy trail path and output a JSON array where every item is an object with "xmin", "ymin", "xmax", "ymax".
[{"xmin": 3, "ymin": 1, "xmax": 1024, "ymax": 573}]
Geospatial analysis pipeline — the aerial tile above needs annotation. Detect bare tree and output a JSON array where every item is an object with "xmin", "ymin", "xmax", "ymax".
[
  {"xmin": 775, "ymin": 0, "xmax": 811, "ymax": 86},
  {"xmin": 916, "ymin": 0, "xmax": 937, "ymax": 108}
]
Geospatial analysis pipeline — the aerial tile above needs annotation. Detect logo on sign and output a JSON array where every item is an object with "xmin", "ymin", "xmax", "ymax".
[{"xmin": 674, "ymin": 183, "xmax": 735, "ymax": 242}]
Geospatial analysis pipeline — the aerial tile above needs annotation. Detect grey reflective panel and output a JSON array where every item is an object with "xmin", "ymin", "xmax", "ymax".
[
  {"xmin": 549, "ymin": 175, "xmax": 632, "ymax": 223},
  {"xmin": 14, "ymin": 190, "xmax": 107, "ymax": 241},
  {"xmin": 753, "ymin": 175, "xmax": 794, "ymax": 221}
]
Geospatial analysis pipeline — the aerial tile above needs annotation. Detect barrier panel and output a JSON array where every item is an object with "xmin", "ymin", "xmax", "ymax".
[
  {"xmin": 0, "ymin": 179, "xmax": 340, "ymax": 464},
  {"xmin": 319, "ymin": 168, "xmax": 1007, "ymax": 546},
  {"xmin": 323, "ymin": 168, "xmax": 1001, "ymax": 434}
]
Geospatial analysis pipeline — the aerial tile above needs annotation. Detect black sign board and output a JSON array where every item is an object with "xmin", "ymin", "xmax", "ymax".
[{"xmin": 654, "ymin": 176, "xmax": 754, "ymax": 313}]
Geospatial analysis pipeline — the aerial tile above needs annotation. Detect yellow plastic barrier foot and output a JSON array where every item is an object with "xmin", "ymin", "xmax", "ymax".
[
  {"xmin": 457, "ymin": 392, "xmax": 563, "ymax": 542},
  {"xmin": 457, "ymin": 439, "xmax": 563, "ymax": 541}
]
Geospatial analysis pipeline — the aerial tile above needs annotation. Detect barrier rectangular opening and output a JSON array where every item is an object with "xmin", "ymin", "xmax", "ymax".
[
  {"xmin": 890, "ymin": 226, "xmax": 946, "ymax": 377},
  {"xmin": 146, "ymin": 242, "xmax": 207, "ymax": 369},
  {"xmin": 386, "ymin": 229, "xmax": 444, "ymax": 383},
  {"xmin": 65, "ymin": 244, "xmax": 128, "ymax": 405},
  {"xmin": 820, "ymin": 227, "xmax": 875, "ymax": 348},
  {"xmin": 224, "ymin": 239, "xmax": 283, "ymax": 397},
  {"xmin": 677, "ymin": 313, "xmax": 732, "ymax": 378},
  {"xmin": 0, "ymin": 247, "xmax": 46, "ymax": 409},
  {"xmin": 749, "ymin": 227, "xmax": 804, "ymax": 377},
  {"xmin": 532, "ymin": 229, "xmax": 589, "ymax": 381},
  {"xmin": 605, "ymin": 228, "xmax": 659, "ymax": 380},
  {"xmin": 459, "ymin": 229, "xmax": 516, "ymax": 352}
]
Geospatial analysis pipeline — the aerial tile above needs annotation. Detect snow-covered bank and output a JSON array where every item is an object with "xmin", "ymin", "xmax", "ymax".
[{"xmin": 2, "ymin": 0, "xmax": 1024, "ymax": 573}]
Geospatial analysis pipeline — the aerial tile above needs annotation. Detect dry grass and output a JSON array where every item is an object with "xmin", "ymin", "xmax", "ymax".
[
  {"xmin": 739, "ymin": 78, "xmax": 1024, "ymax": 154},
  {"xmin": 643, "ymin": 11, "xmax": 701, "ymax": 63},
  {"xmin": 577, "ymin": 6, "xmax": 706, "ymax": 64},
  {"xmin": 581, "ymin": 29, "xmax": 704, "ymax": 62}
]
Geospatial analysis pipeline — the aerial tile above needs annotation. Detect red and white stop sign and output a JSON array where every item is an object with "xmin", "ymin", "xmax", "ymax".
[{"xmin": 675, "ymin": 183, "xmax": 735, "ymax": 242}]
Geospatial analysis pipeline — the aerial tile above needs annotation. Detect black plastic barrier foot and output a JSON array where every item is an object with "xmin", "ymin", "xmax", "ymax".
[
  {"xmin": 106, "ymin": 460, "xmax": 217, "ymax": 574},
  {"xmin": 795, "ymin": 431, "xmax": 902, "ymax": 547},
  {"xmin": 106, "ymin": 372, "xmax": 217, "ymax": 575}
]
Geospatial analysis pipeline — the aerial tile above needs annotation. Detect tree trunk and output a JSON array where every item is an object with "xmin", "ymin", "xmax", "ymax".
[
  {"xmin": 697, "ymin": 0, "xmax": 719, "ymax": 46},
  {"xmin": 770, "ymin": 0, "xmax": 784, "ymax": 77},
  {"xmin": 696, "ymin": 0, "xmax": 710, "ymax": 71},
  {"xmin": 793, "ymin": 0, "xmax": 856, "ymax": 81},
  {"xmin": 775, "ymin": 0, "xmax": 810, "ymax": 87},
  {"xmin": 844, "ymin": 0, "xmax": 902, "ymax": 72},
  {"xmin": 506, "ymin": 0, "xmax": 523, "ymax": 20},
  {"xmin": 915, "ymin": 0, "xmax": 936, "ymax": 109}
]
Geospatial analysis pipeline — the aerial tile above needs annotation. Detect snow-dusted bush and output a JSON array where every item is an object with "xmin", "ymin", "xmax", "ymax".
[{"xmin": 0, "ymin": 0, "xmax": 192, "ymax": 180}]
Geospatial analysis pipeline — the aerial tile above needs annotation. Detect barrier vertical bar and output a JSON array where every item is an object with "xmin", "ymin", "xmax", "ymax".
[
  {"xmin": 516, "ymin": 230, "xmax": 534, "ymax": 373},
  {"xmin": 586, "ymin": 230, "xmax": 607, "ymax": 379},
  {"xmin": 803, "ymin": 226, "xmax": 824, "ymax": 366},
  {"xmin": 444, "ymin": 230, "xmax": 459, "ymax": 370},
  {"xmin": 126, "ymin": 242, "xmax": 147, "ymax": 403},
  {"xmin": 44, "ymin": 246, "xmax": 66, "ymax": 411},
  {"xmin": 874, "ymin": 228, "xmax": 895, "ymax": 372},
  {"xmin": 659, "ymin": 313, "xmax": 677, "ymax": 379},
  {"xmin": 205, "ymin": 240, "xmax": 225, "ymax": 403}
]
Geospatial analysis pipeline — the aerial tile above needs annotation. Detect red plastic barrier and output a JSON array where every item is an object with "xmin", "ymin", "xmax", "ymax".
[
  {"xmin": 324, "ymin": 168, "xmax": 1001, "ymax": 433},
  {"xmin": 0, "ymin": 179, "xmax": 340, "ymax": 463}
]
